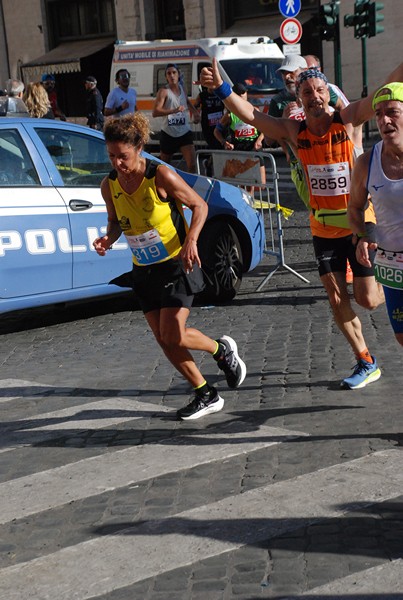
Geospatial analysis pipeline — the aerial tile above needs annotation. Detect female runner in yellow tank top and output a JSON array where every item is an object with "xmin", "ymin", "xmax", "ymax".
[{"xmin": 93, "ymin": 113, "xmax": 246, "ymax": 420}]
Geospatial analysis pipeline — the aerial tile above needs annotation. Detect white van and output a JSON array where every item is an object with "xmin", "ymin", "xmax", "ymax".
[{"xmin": 110, "ymin": 36, "xmax": 285, "ymax": 146}]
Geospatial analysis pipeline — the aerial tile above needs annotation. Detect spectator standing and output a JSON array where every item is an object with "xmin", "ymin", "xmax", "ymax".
[
  {"xmin": 41, "ymin": 74, "xmax": 66, "ymax": 121},
  {"xmin": 214, "ymin": 83, "xmax": 264, "ymax": 153},
  {"xmin": 23, "ymin": 82, "xmax": 54, "ymax": 119},
  {"xmin": 6, "ymin": 78, "xmax": 24, "ymax": 98},
  {"xmin": 104, "ymin": 69, "xmax": 137, "ymax": 118},
  {"xmin": 152, "ymin": 63, "xmax": 200, "ymax": 173},
  {"xmin": 84, "ymin": 76, "xmax": 104, "ymax": 130},
  {"xmin": 195, "ymin": 86, "xmax": 224, "ymax": 151},
  {"xmin": 93, "ymin": 113, "xmax": 246, "ymax": 420},
  {"xmin": 267, "ymin": 55, "xmax": 308, "ymax": 124},
  {"xmin": 194, "ymin": 86, "xmax": 224, "ymax": 175},
  {"xmin": 5, "ymin": 78, "xmax": 28, "ymax": 115}
]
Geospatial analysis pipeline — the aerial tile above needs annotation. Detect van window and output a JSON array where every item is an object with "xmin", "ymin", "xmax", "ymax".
[
  {"xmin": 153, "ymin": 63, "xmax": 193, "ymax": 96},
  {"xmin": 220, "ymin": 59, "xmax": 283, "ymax": 93}
]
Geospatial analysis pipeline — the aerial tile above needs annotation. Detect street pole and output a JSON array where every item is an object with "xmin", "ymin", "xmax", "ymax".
[
  {"xmin": 333, "ymin": 0, "xmax": 342, "ymax": 88},
  {"xmin": 0, "ymin": 0, "xmax": 11, "ymax": 79},
  {"xmin": 361, "ymin": 36, "xmax": 369, "ymax": 142}
]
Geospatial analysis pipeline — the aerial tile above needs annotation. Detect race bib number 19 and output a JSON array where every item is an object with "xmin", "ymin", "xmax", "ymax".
[
  {"xmin": 126, "ymin": 229, "xmax": 169, "ymax": 265},
  {"xmin": 308, "ymin": 162, "xmax": 350, "ymax": 196}
]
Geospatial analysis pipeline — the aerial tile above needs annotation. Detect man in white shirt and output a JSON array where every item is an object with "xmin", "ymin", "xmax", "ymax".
[{"xmin": 104, "ymin": 69, "xmax": 137, "ymax": 117}]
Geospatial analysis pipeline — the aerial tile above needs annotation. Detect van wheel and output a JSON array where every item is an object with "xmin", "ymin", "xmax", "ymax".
[{"xmin": 197, "ymin": 221, "xmax": 243, "ymax": 302}]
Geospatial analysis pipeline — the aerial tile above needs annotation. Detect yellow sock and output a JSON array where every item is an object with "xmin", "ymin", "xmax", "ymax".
[
  {"xmin": 212, "ymin": 341, "xmax": 220, "ymax": 357},
  {"xmin": 194, "ymin": 380, "xmax": 207, "ymax": 392}
]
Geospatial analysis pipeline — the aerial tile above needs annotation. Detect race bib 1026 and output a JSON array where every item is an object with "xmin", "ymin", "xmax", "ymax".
[{"xmin": 374, "ymin": 249, "xmax": 403, "ymax": 289}]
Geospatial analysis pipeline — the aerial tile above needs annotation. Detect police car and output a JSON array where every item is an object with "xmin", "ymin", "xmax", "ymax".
[{"xmin": 0, "ymin": 117, "xmax": 265, "ymax": 314}]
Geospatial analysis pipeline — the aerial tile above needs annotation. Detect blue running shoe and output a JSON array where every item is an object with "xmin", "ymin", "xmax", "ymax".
[{"xmin": 341, "ymin": 356, "xmax": 381, "ymax": 390}]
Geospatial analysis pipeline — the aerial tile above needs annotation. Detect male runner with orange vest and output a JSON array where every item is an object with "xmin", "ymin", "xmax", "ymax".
[{"xmin": 201, "ymin": 59, "xmax": 403, "ymax": 389}]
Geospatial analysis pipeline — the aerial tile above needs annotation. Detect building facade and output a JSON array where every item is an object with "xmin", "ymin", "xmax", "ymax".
[{"xmin": 0, "ymin": 0, "xmax": 401, "ymax": 116}]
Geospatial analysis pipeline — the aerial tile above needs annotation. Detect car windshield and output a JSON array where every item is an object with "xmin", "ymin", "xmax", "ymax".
[{"xmin": 220, "ymin": 59, "xmax": 284, "ymax": 93}]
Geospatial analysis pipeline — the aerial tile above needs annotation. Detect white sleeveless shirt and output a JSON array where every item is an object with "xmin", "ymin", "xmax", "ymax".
[
  {"xmin": 367, "ymin": 141, "xmax": 403, "ymax": 252},
  {"xmin": 161, "ymin": 84, "xmax": 191, "ymax": 138}
]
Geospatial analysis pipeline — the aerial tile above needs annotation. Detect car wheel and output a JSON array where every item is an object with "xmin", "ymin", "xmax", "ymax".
[{"xmin": 197, "ymin": 221, "xmax": 243, "ymax": 302}]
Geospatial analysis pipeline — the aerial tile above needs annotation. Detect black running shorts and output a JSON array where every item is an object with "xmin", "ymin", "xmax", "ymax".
[
  {"xmin": 313, "ymin": 223, "xmax": 376, "ymax": 278},
  {"xmin": 160, "ymin": 130, "xmax": 194, "ymax": 155},
  {"xmin": 131, "ymin": 258, "xmax": 205, "ymax": 314}
]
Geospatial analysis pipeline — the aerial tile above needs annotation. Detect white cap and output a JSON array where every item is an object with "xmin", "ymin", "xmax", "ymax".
[{"xmin": 277, "ymin": 55, "xmax": 308, "ymax": 73}]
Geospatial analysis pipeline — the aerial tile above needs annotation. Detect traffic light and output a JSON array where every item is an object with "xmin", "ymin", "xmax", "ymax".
[
  {"xmin": 344, "ymin": 14, "xmax": 355, "ymax": 28},
  {"xmin": 344, "ymin": 1, "xmax": 384, "ymax": 39},
  {"xmin": 319, "ymin": 2, "xmax": 339, "ymax": 42},
  {"xmin": 368, "ymin": 2, "xmax": 384, "ymax": 37},
  {"xmin": 353, "ymin": 0, "xmax": 370, "ymax": 39}
]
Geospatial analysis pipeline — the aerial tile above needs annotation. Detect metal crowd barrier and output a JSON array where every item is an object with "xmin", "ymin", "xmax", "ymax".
[{"xmin": 196, "ymin": 149, "xmax": 310, "ymax": 291}]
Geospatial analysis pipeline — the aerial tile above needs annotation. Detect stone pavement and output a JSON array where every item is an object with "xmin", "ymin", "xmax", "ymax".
[{"xmin": 0, "ymin": 166, "xmax": 402, "ymax": 599}]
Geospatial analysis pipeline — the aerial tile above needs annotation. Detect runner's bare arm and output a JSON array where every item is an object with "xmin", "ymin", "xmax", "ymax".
[
  {"xmin": 200, "ymin": 59, "xmax": 298, "ymax": 146},
  {"xmin": 214, "ymin": 112, "xmax": 231, "ymax": 147},
  {"xmin": 348, "ymin": 151, "xmax": 376, "ymax": 267},
  {"xmin": 93, "ymin": 177, "xmax": 123, "ymax": 255},
  {"xmin": 155, "ymin": 165, "xmax": 208, "ymax": 270},
  {"xmin": 152, "ymin": 88, "xmax": 174, "ymax": 117},
  {"xmin": 187, "ymin": 96, "xmax": 200, "ymax": 122},
  {"xmin": 348, "ymin": 152, "xmax": 371, "ymax": 232}
]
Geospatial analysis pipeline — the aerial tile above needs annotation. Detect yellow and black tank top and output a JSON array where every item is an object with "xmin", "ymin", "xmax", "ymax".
[
  {"xmin": 108, "ymin": 159, "xmax": 188, "ymax": 266},
  {"xmin": 297, "ymin": 112, "xmax": 374, "ymax": 238}
]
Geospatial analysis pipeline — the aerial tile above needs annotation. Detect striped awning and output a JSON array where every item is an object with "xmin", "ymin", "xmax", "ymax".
[{"xmin": 21, "ymin": 38, "xmax": 115, "ymax": 80}]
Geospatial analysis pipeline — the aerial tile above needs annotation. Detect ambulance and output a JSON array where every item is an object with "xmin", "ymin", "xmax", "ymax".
[{"xmin": 110, "ymin": 36, "xmax": 285, "ymax": 146}]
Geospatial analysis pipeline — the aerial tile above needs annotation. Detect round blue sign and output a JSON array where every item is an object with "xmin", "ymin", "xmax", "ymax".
[{"xmin": 278, "ymin": 0, "xmax": 301, "ymax": 19}]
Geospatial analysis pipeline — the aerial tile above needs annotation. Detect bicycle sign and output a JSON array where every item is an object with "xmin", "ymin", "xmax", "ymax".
[{"xmin": 279, "ymin": 17, "xmax": 303, "ymax": 45}]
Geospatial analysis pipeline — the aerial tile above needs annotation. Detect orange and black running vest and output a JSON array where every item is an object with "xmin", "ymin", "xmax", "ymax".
[{"xmin": 297, "ymin": 112, "xmax": 374, "ymax": 238}]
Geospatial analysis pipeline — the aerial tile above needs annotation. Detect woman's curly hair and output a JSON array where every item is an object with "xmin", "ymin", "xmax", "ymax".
[{"xmin": 103, "ymin": 113, "xmax": 150, "ymax": 147}]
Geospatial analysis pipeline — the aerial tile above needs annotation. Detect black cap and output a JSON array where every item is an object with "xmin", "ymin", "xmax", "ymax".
[
  {"xmin": 85, "ymin": 76, "xmax": 97, "ymax": 84},
  {"xmin": 232, "ymin": 82, "xmax": 247, "ymax": 96}
]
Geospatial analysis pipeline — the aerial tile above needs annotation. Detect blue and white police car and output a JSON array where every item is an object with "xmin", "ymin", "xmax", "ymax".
[{"xmin": 0, "ymin": 117, "xmax": 265, "ymax": 314}]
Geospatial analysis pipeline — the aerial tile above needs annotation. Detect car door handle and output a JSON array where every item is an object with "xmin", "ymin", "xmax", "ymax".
[{"xmin": 69, "ymin": 199, "xmax": 93, "ymax": 211}]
